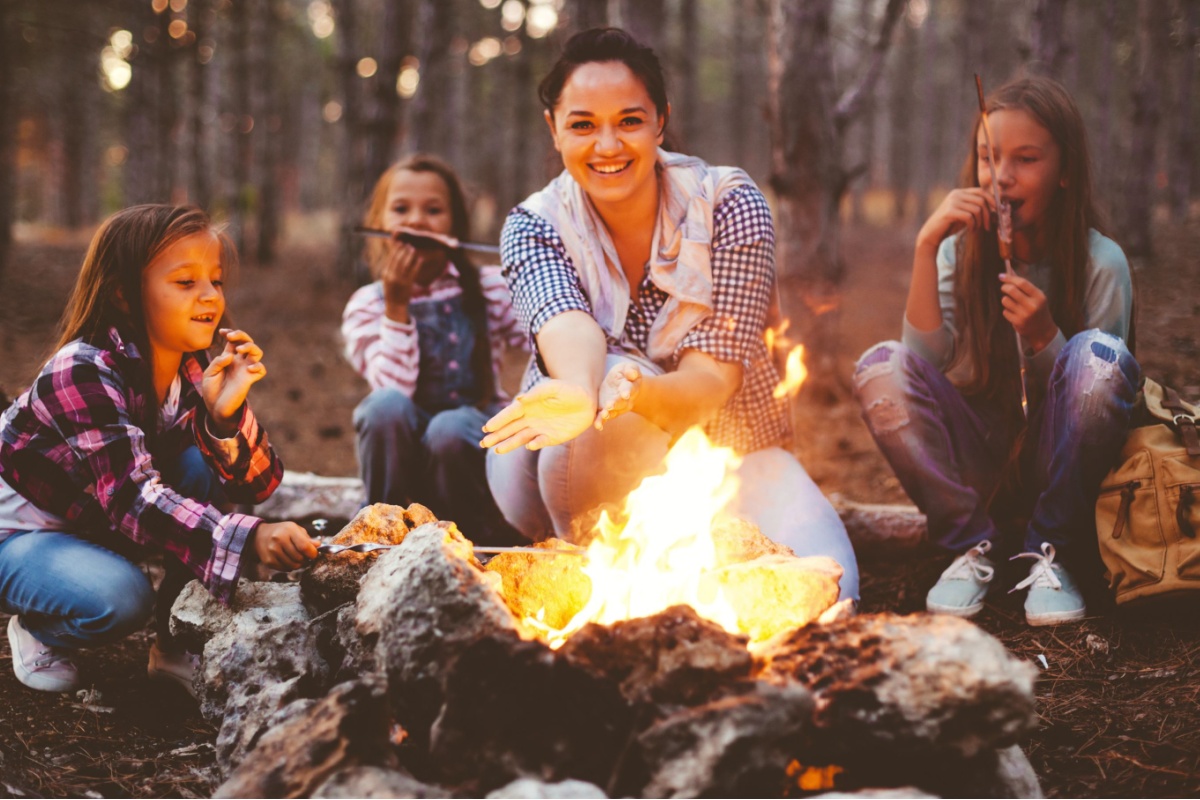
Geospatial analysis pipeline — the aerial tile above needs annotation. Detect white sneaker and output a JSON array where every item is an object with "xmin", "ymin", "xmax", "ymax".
[
  {"xmin": 1011, "ymin": 543, "xmax": 1086, "ymax": 626},
  {"xmin": 147, "ymin": 641, "xmax": 199, "ymax": 699},
  {"xmin": 926, "ymin": 541, "xmax": 996, "ymax": 617},
  {"xmin": 7, "ymin": 616, "xmax": 80, "ymax": 693}
]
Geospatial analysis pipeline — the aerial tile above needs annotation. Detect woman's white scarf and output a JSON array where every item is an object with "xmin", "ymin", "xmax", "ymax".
[{"xmin": 519, "ymin": 149, "xmax": 754, "ymax": 367}]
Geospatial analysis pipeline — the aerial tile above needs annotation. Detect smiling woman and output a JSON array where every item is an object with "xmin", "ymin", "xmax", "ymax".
[{"xmin": 482, "ymin": 28, "xmax": 860, "ymax": 601}]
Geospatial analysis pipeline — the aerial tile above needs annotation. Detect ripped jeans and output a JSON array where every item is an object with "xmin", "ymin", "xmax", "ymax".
[{"xmin": 852, "ymin": 330, "xmax": 1140, "ymax": 564}]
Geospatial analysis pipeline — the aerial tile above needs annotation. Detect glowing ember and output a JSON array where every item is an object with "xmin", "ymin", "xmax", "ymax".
[
  {"xmin": 772, "ymin": 344, "xmax": 808, "ymax": 399},
  {"xmin": 527, "ymin": 428, "xmax": 744, "ymax": 649}
]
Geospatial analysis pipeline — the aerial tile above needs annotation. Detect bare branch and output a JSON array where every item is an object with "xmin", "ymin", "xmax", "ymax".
[{"xmin": 834, "ymin": 0, "xmax": 907, "ymax": 131}]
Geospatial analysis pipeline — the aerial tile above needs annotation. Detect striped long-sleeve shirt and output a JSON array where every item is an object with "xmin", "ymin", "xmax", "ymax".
[
  {"xmin": 0, "ymin": 327, "xmax": 283, "ymax": 604},
  {"xmin": 341, "ymin": 263, "xmax": 528, "ymax": 403}
]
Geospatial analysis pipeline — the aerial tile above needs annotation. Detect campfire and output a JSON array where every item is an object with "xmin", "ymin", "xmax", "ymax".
[
  {"xmin": 513, "ymin": 427, "xmax": 841, "ymax": 650},
  {"xmin": 172, "ymin": 425, "xmax": 1044, "ymax": 799}
]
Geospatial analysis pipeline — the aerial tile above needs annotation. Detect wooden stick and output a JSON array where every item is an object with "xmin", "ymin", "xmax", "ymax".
[{"xmin": 975, "ymin": 74, "xmax": 1029, "ymax": 419}]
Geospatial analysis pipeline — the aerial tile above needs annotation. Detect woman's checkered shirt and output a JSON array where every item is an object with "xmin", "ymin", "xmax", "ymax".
[{"xmin": 500, "ymin": 184, "xmax": 790, "ymax": 454}]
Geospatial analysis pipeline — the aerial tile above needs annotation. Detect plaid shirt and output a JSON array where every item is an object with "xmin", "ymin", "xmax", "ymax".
[
  {"xmin": 0, "ymin": 327, "xmax": 282, "ymax": 603},
  {"xmin": 501, "ymin": 184, "xmax": 789, "ymax": 454}
]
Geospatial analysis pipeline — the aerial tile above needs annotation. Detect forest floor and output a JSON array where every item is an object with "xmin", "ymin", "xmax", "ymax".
[{"xmin": 0, "ymin": 213, "xmax": 1198, "ymax": 797}]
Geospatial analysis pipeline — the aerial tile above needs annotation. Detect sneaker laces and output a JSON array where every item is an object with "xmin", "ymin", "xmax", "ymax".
[
  {"xmin": 1010, "ymin": 542, "xmax": 1062, "ymax": 593},
  {"xmin": 940, "ymin": 540, "xmax": 995, "ymax": 582},
  {"xmin": 33, "ymin": 644, "xmax": 74, "ymax": 670}
]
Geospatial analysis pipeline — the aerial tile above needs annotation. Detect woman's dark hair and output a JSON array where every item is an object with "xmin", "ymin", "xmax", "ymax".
[
  {"xmin": 538, "ymin": 27, "xmax": 670, "ymax": 126},
  {"xmin": 362, "ymin": 154, "xmax": 494, "ymax": 408}
]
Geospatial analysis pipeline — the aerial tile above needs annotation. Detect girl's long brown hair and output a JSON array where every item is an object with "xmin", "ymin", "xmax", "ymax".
[
  {"xmin": 363, "ymin": 155, "xmax": 494, "ymax": 407},
  {"xmin": 949, "ymin": 76, "xmax": 1102, "ymax": 420},
  {"xmin": 54, "ymin": 204, "xmax": 234, "ymax": 426},
  {"xmin": 56, "ymin": 205, "xmax": 231, "ymax": 354}
]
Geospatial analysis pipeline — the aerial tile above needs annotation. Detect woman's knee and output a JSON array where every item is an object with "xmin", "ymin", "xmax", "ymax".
[
  {"xmin": 1057, "ymin": 330, "xmax": 1140, "ymax": 388},
  {"xmin": 852, "ymin": 341, "xmax": 919, "ymax": 435},
  {"xmin": 354, "ymin": 388, "xmax": 421, "ymax": 437}
]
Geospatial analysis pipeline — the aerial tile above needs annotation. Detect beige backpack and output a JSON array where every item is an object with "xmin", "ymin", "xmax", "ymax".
[{"xmin": 1095, "ymin": 379, "xmax": 1200, "ymax": 604}]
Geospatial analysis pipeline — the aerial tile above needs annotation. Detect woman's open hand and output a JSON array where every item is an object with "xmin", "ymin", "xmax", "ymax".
[
  {"xmin": 999, "ymin": 272, "xmax": 1058, "ymax": 353},
  {"xmin": 595, "ymin": 361, "xmax": 642, "ymax": 430},
  {"xmin": 202, "ymin": 328, "xmax": 265, "ymax": 436},
  {"xmin": 480, "ymin": 380, "xmax": 597, "ymax": 454}
]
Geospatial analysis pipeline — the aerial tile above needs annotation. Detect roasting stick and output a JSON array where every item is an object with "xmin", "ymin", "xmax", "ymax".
[
  {"xmin": 975, "ymin": 74, "xmax": 1029, "ymax": 419},
  {"xmin": 353, "ymin": 225, "xmax": 501, "ymax": 255},
  {"xmin": 315, "ymin": 542, "xmax": 585, "ymax": 557}
]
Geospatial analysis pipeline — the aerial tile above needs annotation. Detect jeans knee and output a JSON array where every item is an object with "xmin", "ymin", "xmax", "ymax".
[
  {"xmin": 169, "ymin": 447, "xmax": 218, "ymax": 501},
  {"xmin": 1057, "ymin": 330, "xmax": 1140, "ymax": 395},
  {"xmin": 78, "ymin": 568, "xmax": 154, "ymax": 642},
  {"xmin": 354, "ymin": 388, "xmax": 420, "ymax": 438},
  {"xmin": 853, "ymin": 341, "xmax": 913, "ymax": 434},
  {"xmin": 424, "ymin": 409, "xmax": 480, "ymax": 462}
]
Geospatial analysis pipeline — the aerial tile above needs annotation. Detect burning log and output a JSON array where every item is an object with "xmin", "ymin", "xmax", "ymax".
[
  {"xmin": 301, "ymin": 502, "xmax": 437, "ymax": 612},
  {"xmin": 428, "ymin": 634, "xmax": 632, "ymax": 789},
  {"xmin": 758, "ymin": 614, "xmax": 1038, "ymax": 762},
  {"xmin": 557, "ymin": 604, "xmax": 753, "ymax": 707}
]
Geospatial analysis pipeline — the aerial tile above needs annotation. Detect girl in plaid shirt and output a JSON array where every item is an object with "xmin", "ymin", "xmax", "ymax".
[
  {"xmin": 0, "ymin": 205, "xmax": 316, "ymax": 694},
  {"xmin": 481, "ymin": 28, "xmax": 858, "ymax": 601}
]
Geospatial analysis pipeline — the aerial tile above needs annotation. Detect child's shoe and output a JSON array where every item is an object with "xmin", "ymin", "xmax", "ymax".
[
  {"xmin": 7, "ymin": 616, "xmax": 80, "ymax": 693},
  {"xmin": 147, "ymin": 641, "xmax": 199, "ymax": 699},
  {"xmin": 926, "ymin": 540, "xmax": 995, "ymax": 617},
  {"xmin": 1011, "ymin": 543, "xmax": 1086, "ymax": 626}
]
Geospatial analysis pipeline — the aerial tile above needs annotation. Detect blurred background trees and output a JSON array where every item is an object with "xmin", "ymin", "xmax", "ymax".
[{"xmin": 1, "ymin": 0, "xmax": 1196, "ymax": 299}]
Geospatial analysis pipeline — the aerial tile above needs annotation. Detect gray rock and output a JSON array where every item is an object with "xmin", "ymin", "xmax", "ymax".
[
  {"xmin": 213, "ymin": 679, "xmax": 395, "ymax": 799},
  {"xmin": 169, "ymin": 579, "xmax": 304, "ymax": 653},
  {"xmin": 312, "ymin": 766, "xmax": 448, "ymax": 798},
  {"xmin": 636, "ymin": 681, "xmax": 814, "ymax": 799},
  {"xmin": 486, "ymin": 778, "xmax": 608, "ymax": 798},
  {"xmin": 813, "ymin": 791, "xmax": 935, "ymax": 799},
  {"xmin": 181, "ymin": 581, "xmax": 336, "ymax": 774},
  {"xmin": 993, "ymin": 745, "xmax": 1043, "ymax": 798},
  {"xmin": 355, "ymin": 521, "xmax": 517, "ymax": 723},
  {"xmin": 759, "ymin": 613, "xmax": 1038, "ymax": 760}
]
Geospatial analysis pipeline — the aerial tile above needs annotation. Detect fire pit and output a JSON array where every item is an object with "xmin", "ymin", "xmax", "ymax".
[{"xmin": 172, "ymin": 429, "xmax": 1043, "ymax": 798}]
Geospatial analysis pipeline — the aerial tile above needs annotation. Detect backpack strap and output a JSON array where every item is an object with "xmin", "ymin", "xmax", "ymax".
[{"xmin": 1161, "ymin": 385, "xmax": 1200, "ymax": 457}]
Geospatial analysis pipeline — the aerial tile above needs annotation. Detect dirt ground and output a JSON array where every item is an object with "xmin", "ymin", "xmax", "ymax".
[{"xmin": 0, "ymin": 213, "xmax": 1197, "ymax": 797}]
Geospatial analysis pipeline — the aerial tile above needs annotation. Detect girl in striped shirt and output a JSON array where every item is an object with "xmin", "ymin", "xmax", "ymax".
[{"xmin": 341, "ymin": 155, "xmax": 527, "ymax": 545}]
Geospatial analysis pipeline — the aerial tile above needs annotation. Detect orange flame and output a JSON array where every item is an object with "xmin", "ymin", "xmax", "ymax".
[
  {"xmin": 526, "ymin": 428, "xmax": 743, "ymax": 649},
  {"xmin": 772, "ymin": 344, "xmax": 808, "ymax": 399}
]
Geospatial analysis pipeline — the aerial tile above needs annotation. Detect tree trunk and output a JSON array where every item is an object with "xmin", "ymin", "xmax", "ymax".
[
  {"xmin": 850, "ymin": 0, "xmax": 876, "ymax": 223},
  {"xmin": 1123, "ymin": 0, "xmax": 1171, "ymax": 258},
  {"xmin": 766, "ymin": 0, "xmax": 842, "ymax": 395},
  {"xmin": 730, "ymin": 0, "xmax": 752, "ymax": 166},
  {"xmin": 1093, "ymin": 0, "xmax": 1118, "ymax": 209},
  {"xmin": 913, "ymin": 0, "xmax": 939, "ymax": 221},
  {"xmin": 766, "ymin": 0, "xmax": 903, "ymax": 397},
  {"xmin": 125, "ymin": 2, "xmax": 165, "ymax": 204},
  {"xmin": 887, "ymin": 21, "xmax": 916, "ymax": 221},
  {"xmin": 1029, "ymin": 0, "xmax": 1070, "ymax": 79},
  {"xmin": 568, "ymin": 0, "xmax": 610, "ymax": 32},
  {"xmin": 411, "ymin": 0, "xmax": 455, "ymax": 156},
  {"xmin": 333, "ymin": 0, "xmax": 365, "ymax": 280},
  {"xmin": 677, "ymin": 0, "xmax": 699, "ymax": 152},
  {"xmin": 227, "ymin": 0, "xmax": 254, "ymax": 252},
  {"xmin": 58, "ymin": 3, "xmax": 94, "ymax": 228},
  {"xmin": 505, "ymin": 7, "xmax": 535, "ymax": 214},
  {"xmin": 190, "ymin": 0, "xmax": 213, "ymax": 211},
  {"xmin": 256, "ymin": 0, "xmax": 280, "ymax": 264},
  {"xmin": 0, "ymin": 0, "xmax": 17, "ymax": 269},
  {"xmin": 1170, "ymin": 0, "xmax": 1198, "ymax": 220},
  {"xmin": 364, "ymin": 0, "xmax": 410, "ymax": 196},
  {"xmin": 619, "ymin": 0, "xmax": 665, "ymax": 55}
]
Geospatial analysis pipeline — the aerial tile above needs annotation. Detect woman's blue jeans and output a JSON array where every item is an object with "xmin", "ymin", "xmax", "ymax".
[
  {"xmin": 485, "ymin": 361, "xmax": 860, "ymax": 601},
  {"xmin": 0, "ymin": 447, "xmax": 217, "ymax": 650},
  {"xmin": 353, "ymin": 387, "xmax": 520, "ymax": 545},
  {"xmin": 852, "ymin": 330, "xmax": 1140, "ymax": 566}
]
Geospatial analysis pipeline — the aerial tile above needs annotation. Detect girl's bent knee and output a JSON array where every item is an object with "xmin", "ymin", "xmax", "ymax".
[
  {"xmin": 853, "ymin": 341, "xmax": 908, "ymax": 393},
  {"xmin": 1058, "ymin": 330, "xmax": 1140, "ymax": 392},
  {"xmin": 354, "ymin": 388, "xmax": 420, "ymax": 433},
  {"xmin": 76, "ymin": 569, "xmax": 154, "ymax": 643}
]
